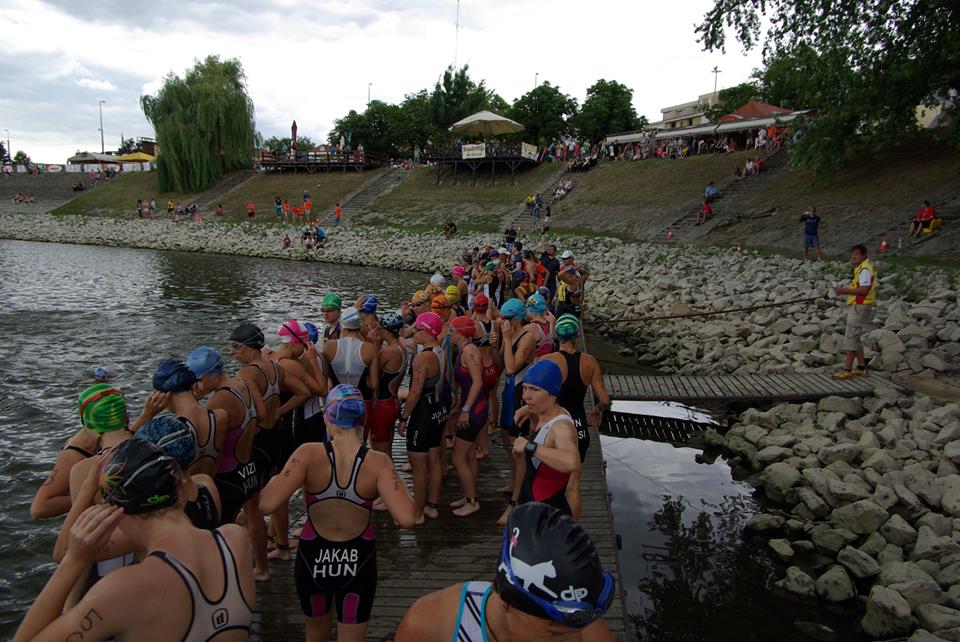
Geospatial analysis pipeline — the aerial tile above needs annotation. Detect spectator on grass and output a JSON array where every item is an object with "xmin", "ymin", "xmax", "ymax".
[
  {"xmin": 908, "ymin": 200, "xmax": 936, "ymax": 237},
  {"xmin": 149, "ymin": 198, "xmax": 157, "ymax": 216},
  {"xmin": 246, "ymin": 200, "xmax": 255, "ymax": 219},
  {"xmin": 800, "ymin": 207, "xmax": 822, "ymax": 260},
  {"xmin": 745, "ymin": 158, "xmax": 755, "ymax": 177},
  {"xmin": 136, "ymin": 198, "xmax": 143, "ymax": 218},
  {"xmin": 503, "ymin": 223, "xmax": 517, "ymax": 251},
  {"xmin": 167, "ymin": 198, "xmax": 174, "ymax": 215},
  {"xmin": 282, "ymin": 234, "xmax": 292, "ymax": 249},
  {"xmin": 216, "ymin": 203, "xmax": 225, "ymax": 216},
  {"xmin": 274, "ymin": 196, "xmax": 283, "ymax": 221},
  {"xmin": 704, "ymin": 182, "xmax": 720, "ymax": 202}
]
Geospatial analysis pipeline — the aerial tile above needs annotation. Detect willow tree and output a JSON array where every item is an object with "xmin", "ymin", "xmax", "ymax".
[{"xmin": 141, "ymin": 56, "xmax": 257, "ymax": 193}]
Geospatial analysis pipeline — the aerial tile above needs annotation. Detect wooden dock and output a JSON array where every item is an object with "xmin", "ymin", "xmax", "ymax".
[
  {"xmin": 603, "ymin": 372, "xmax": 882, "ymax": 403},
  {"xmin": 250, "ymin": 424, "xmax": 625, "ymax": 641}
]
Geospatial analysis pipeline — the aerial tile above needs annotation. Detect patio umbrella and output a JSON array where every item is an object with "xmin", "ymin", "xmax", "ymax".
[
  {"xmin": 291, "ymin": 120, "xmax": 298, "ymax": 150},
  {"xmin": 448, "ymin": 110, "xmax": 525, "ymax": 137}
]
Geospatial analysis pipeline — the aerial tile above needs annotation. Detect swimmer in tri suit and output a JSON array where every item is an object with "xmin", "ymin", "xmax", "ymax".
[
  {"xmin": 525, "ymin": 292, "xmax": 556, "ymax": 359},
  {"xmin": 493, "ymin": 298, "xmax": 542, "ymax": 523},
  {"xmin": 395, "ymin": 502, "xmax": 617, "ymax": 642},
  {"xmin": 448, "ymin": 315, "xmax": 497, "ymax": 517},
  {"xmin": 17, "ymin": 440, "xmax": 255, "ymax": 642},
  {"xmin": 321, "ymin": 292, "xmax": 343, "ymax": 341},
  {"xmin": 369, "ymin": 312, "xmax": 407, "ymax": 458},
  {"xmin": 506, "ymin": 361, "xmax": 580, "ymax": 520},
  {"xmin": 398, "ymin": 312, "xmax": 447, "ymax": 524},
  {"xmin": 323, "ymin": 307, "xmax": 378, "ymax": 425},
  {"xmin": 259, "ymin": 385, "xmax": 415, "ymax": 642},
  {"xmin": 469, "ymin": 293, "xmax": 501, "ymax": 460}
]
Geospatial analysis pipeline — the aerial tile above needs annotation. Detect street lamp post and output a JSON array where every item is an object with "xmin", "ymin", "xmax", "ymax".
[
  {"xmin": 3, "ymin": 129, "xmax": 8, "ymax": 161},
  {"xmin": 98, "ymin": 100, "xmax": 106, "ymax": 154},
  {"xmin": 535, "ymin": 72, "xmax": 539, "ymax": 88},
  {"xmin": 367, "ymin": 83, "xmax": 372, "ymax": 106}
]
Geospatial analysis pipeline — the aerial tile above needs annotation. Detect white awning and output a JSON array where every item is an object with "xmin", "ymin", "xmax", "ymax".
[
  {"xmin": 653, "ymin": 124, "xmax": 718, "ymax": 140},
  {"xmin": 713, "ymin": 110, "xmax": 811, "ymax": 133}
]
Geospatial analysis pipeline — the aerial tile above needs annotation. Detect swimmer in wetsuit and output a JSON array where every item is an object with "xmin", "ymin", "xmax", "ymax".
[
  {"xmin": 398, "ymin": 312, "xmax": 447, "ymax": 524},
  {"xmin": 506, "ymin": 360, "xmax": 580, "ymax": 520},
  {"xmin": 259, "ymin": 386, "xmax": 415, "ymax": 642},
  {"xmin": 17, "ymin": 440, "xmax": 255, "ymax": 642},
  {"xmin": 394, "ymin": 502, "xmax": 616, "ymax": 642}
]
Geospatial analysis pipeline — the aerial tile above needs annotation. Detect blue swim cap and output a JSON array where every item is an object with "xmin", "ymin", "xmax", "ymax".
[
  {"xmin": 513, "ymin": 270, "xmax": 527, "ymax": 284},
  {"xmin": 526, "ymin": 293, "xmax": 547, "ymax": 315},
  {"xmin": 380, "ymin": 311, "xmax": 404, "ymax": 332},
  {"xmin": 186, "ymin": 346, "xmax": 224, "ymax": 378},
  {"xmin": 524, "ymin": 360, "xmax": 563, "ymax": 396},
  {"xmin": 327, "ymin": 383, "xmax": 363, "ymax": 403},
  {"xmin": 304, "ymin": 322, "xmax": 320, "ymax": 344},
  {"xmin": 153, "ymin": 359, "xmax": 197, "ymax": 393},
  {"xmin": 537, "ymin": 286, "xmax": 550, "ymax": 299},
  {"xmin": 93, "ymin": 367, "xmax": 110, "ymax": 381},
  {"xmin": 361, "ymin": 295, "xmax": 378, "ymax": 314},
  {"xmin": 324, "ymin": 397, "xmax": 366, "ymax": 429},
  {"xmin": 501, "ymin": 298, "xmax": 527, "ymax": 320},
  {"xmin": 135, "ymin": 416, "xmax": 197, "ymax": 470}
]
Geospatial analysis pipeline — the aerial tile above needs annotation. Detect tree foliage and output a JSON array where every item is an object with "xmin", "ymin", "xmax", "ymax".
[
  {"xmin": 141, "ymin": 55, "xmax": 257, "ymax": 192},
  {"xmin": 572, "ymin": 79, "xmax": 644, "ymax": 144},
  {"xmin": 263, "ymin": 136, "xmax": 316, "ymax": 155},
  {"xmin": 118, "ymin": 138, "xmax": 139, "ymax": 155},
  {"xmin": 0, "ymin": 142, "xmax": 7, "ymax": 162},
  {"xmin": 427, "ymin": 65, "xmax": 498, "ymax": 139},
  {"xmin": 696, "ymin": 0, "xmax": 960, "ymax": 173},
  {"xmin": 508, "ymin": 82, "xmax": 578, "ymax": 145},
  {"xmin": 13, "ymin": 150, "xmax": 31, "ymax": 165}
]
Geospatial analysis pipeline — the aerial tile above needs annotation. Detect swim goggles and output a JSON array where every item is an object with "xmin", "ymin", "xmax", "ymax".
[{"xmin": 496, "ymin": 529, "xmax": 614, "ymax": 628}]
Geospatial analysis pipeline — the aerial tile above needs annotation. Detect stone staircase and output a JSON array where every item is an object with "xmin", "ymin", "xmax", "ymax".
[
  {"xmin": 504, "ymin": 164, "xmax": 591, "ymax": 230},
  {"xmin": 866, "ymin": 194, "xmax": 959, "ymax": 254},
  {"xmin": 0, "ymin": 173, "xmax": 83, "ymax": 212},
  {"xmin": 339, "ymin": 167, "xmax": 406, "ymax": 219},
  {"xmin": 198, "ymin": 169, "xmax": 259, "ymax": 209},
  {"xmin": 653, "ymin": 149, "xmax": 790, "ymax": 242}
]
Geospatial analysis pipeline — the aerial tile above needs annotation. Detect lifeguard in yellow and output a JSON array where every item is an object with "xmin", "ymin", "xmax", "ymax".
[{"xmin": 833, "ymin": 244, "xmax": 877, "ymax": 379}]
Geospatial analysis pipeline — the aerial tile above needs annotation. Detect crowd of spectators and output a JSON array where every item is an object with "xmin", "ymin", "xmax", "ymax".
[
  {"xmin": 12, "ymin": 192, "xmax": 35, "ymax": 204},
  {"xmin": 606, "ymin": 125, "xmax": 788, "ymax": 162}
]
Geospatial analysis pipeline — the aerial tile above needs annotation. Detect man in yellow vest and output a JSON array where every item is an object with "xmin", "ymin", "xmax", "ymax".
[{"xmin": 833, "ymin": 244, "xmax": 877, "ymax": 379}]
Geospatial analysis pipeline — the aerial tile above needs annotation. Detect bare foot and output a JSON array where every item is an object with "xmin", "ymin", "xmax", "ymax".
[
  {"xmin": 497, "ymin": 483, "xmax": 513, "ymax": 494},
  {"xmin": 267, "ymin": 547, "xmax": 291, "ymax": 561},
  {"xmin": 412, "ymin": 514, "xmax": 426, "ymax": 526},
  {"xmin": 450, "ymin": 497, "xmax": 467, "ymax": 508},
  {"xmin": 289, "ymin": 526, "xmax": 302, "ymax": 540},
  {"xmin": 476, "ymin": 445, "xmax": 488, "ymax": 460},
  {"xmin": 497, "ymin": 505, "xmax": 513, "ymax": 526},
  {"xmin": 423, "ymin": 505, "xmax": 439, "ymax": 519},
  {"xmin": 254, "ymin": 569, "xmax": 271, "ymax": 582},
  {"xmin": 453, "ymin": 501, "xmax": 480, "ymax": 517}
]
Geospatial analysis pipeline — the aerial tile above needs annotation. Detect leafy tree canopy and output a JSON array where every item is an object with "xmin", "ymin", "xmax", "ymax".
[
  {"xmin": 428, "ymin": 65, "xmax": 499, "ymax": 139},
  {"xmin": 572, "ymin": 79, "xmax": 644, "ymax": 144},
  {"xmin": 509, "ymin": 82, "xmax": 578, "ymax": 145},
  {"xmin": 696, "ymin": 0, "xmax": 960, "ymax": 173},
  {"xmin": 141, "ymin": 55, "xmax": 257, "ymax": 192},
  {"xmin": 118, "ymin": 138, "xmax": 139, "ymax": 155},
  {"xmin": 702, "ymin": 82, "xmax": 761, "ymax": 122},
  {"xmin": 263, "ymin": 135, "xmax": 316, "ymax": 155},
  {"xmin": 13, "ymin": 150, "xmax": 31, "ymax": 165}
]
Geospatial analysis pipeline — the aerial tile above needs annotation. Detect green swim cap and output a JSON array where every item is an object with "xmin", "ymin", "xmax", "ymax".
[
  {"xmin": 78, "ymin": 384, "xmax": 128, "ymax": 433},
  {"xmin": 322, "ymin": 292, "xmax": 342, "ymax": 309},
  {"xmin": 485, "ymin": 261, "xmax": 497, "ymax": 271}
]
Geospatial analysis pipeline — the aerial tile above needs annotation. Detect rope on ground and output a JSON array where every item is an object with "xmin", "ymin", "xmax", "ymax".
[{"xmin": 586, "ymin": 294, "xmax": 825, "ymax": 325}]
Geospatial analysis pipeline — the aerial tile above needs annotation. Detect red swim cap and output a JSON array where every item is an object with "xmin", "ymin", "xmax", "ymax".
[{"xmin": 451, "ymin": 316, "xmax": 477, "ymax": 338}]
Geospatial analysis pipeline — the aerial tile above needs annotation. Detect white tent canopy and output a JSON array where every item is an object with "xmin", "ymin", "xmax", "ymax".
[{"xmin": 449, "ymin": 111, "xmax": 525, "ymax": 137}]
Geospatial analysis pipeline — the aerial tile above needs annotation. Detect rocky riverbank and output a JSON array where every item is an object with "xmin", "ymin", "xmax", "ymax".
[{"xmin": 4, "ymin": 211, "xmax": 960, "ymax": 639}]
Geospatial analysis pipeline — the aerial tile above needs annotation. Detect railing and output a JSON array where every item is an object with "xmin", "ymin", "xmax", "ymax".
[
  {"xmin": 258, "ymin": 150, "xmax": 389, "ymax": 167},
  {"xmin": 425, "ymin": 142, "xmax": 538, "ymax": 161}
]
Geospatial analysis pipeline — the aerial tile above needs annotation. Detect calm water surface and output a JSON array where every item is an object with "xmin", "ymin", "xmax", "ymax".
[{"xmin": 0, "ymin": 239, "xmax": 839, "ymax": 640}]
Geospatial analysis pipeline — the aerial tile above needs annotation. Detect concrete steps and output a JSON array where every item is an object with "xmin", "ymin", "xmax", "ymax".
[
  {"xmin": 341, "ymin": 167, "xmax": 406, "ymax": 218},
  {"xmin": 504, "ymin": 164, "xmax": 590, "ymax": 230},
  {"xmin": 198, "ymin": 169, "xmax": 259, "ymax": 210}
]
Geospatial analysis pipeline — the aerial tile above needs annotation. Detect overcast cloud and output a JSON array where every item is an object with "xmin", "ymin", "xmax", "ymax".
[{"xmin": 1, "ymin": 0, "xmax": 763, "ymax": 162}]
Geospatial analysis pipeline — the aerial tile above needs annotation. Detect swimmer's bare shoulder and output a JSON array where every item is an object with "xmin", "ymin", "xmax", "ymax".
[{"xmin": 395, "ymin": 583, "xmax": 462, "ymax": 642}]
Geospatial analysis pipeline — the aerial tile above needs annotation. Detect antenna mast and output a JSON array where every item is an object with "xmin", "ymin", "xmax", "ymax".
[{"xmin": 454, "ymin": 0, "xmax": 460, "ymax": 67}]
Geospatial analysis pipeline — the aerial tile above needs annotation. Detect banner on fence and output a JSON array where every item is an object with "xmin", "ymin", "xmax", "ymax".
[
  {"xmin": 520, "ymin": 143, "xmax": 538, "ymax": 161},
  {"xmin": 461, "ymin": 144, "xmax": 486, "ymax": 160}
]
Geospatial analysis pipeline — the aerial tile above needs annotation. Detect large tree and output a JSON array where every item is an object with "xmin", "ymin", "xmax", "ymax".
[
  {"xmin": 13, "ymin": 150, "xmax": 31, "ymax": 166},
  {"xmin": 262, "ymin": 135, "xmax": 316, "ymax": 155},
  {"xmin": 509, "ymin": 82, "xmax": 578, "ymax": 145},
  {"xmin": 141, "ymin": 55, "xmax": 257, "ymax": 192},
  {"xmin": 427, "ymin": 65, "xmax": 498, "ymax": 138},
  {"xmin": 702, "ymin": 81, "xmax": 761, "ymax": 122},
  {"xmin": 573, "ymin": 79, "xmax": 644, "ymax": 144},
  {"xmin": 696, "ymin": 0, "xmax": 960, "ymax": 173}
]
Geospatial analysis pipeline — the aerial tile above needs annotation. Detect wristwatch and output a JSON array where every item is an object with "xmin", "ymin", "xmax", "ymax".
[{"xmin": 524, "ymin": 441, "xmax": 538, "ymax": 456}]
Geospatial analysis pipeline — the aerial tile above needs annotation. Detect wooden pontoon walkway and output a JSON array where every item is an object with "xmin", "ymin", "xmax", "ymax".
[
  {"xmin": 251, "ymin": 424, "xmax": 625, "ymax": 641},
  {"xmin": 604, "ymin": 372, "xmax": 885, "ymax": 403}
]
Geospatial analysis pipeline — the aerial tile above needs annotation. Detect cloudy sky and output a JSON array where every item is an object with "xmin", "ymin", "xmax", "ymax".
[{"xmin": 1, "ymin": 0, "xmax": 763, "ymax": 163}]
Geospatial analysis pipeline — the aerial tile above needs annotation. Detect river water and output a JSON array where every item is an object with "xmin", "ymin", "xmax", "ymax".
[{"xmin": 0, "ymin": 240, "xmax": 843, "ymax": 640}]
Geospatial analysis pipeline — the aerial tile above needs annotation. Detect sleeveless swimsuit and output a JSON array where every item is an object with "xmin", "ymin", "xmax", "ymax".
[
  {"xmin": 184, "ymin": 484, "xmax": 220, "ymax": 530},
  {"xmin": 182, "ymin": 411, "xmax": 220, "ymax": 471},
  {"xmin": 330, "ymin": 336, "xmax": 374, "ymax": 430},
  {"xmin": 451, "ymin": 581, "xmax": 493, "ymax": 642},
  {"xmin": 533, "ymin": 319, "xmax": 553, "ymax": 357},
  {"xmin": 406, "ymin": 348, "xmax": 446, "ymax": 453},
  {"xmin": 213, "ymin": 384, "xmax": 260, "ymax": 523},
  {"xmin": 369, "ymin": 344, "xmax": 405, "ymax": 443},
  {"xmin": 519, "ymin": 414, "xmax": 575, "ymax": 515},
  {"xmin": 295, "ymin": 443, "xmax": 377, "ymax": 624},
  {"xmin": 555, "ymin": 351, "xmax": 591, "ymax": 462},
  {"xmin": 150, "ymin": 530, "xmax": 253, "ymax": 641},
  {"xmin": 299, "ymin": 353, "xmax": 328, "ymax": 446},
  {"xmin": 250, "ymin": 362, "xmax": 285, "ymax": 483},
  {"xmin": 453, "ymin": 350, "xmax": 495, "ymax": 442},
  {"xmin": 500, "ymin": 331, "xmax": 534, "ymax": 437}
]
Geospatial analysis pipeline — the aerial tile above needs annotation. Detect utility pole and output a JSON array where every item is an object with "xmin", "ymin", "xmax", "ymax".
[
  {"xmin": 367, "ymin": 82, "xmax": 372, "ymax": 106},
  {"xmin": 3, "ymin": 129, "xmax": 8, "ymax": 160},
  {"xmin": 453, "ymin": 0, "xmax": 460, "ymax": 67},
  {"xmin": 534, "ymin": 72, "xmax": 539, "ymax": 88},
  {"xmin": 711, "ymin": 66, "xmax": 721, "ymax": 97},
  {"xmin": 98, "ymin": 100, "xmax": 106, "ymax": 154}
]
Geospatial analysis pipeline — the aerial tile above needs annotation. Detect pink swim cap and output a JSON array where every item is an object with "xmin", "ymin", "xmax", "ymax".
[
  {"xmin": 452, "ymin": 266, "xmax": 465, "ymax": 278},
  {"xmin": 414, "ymin": 312, "xmax": 443, "ymax": 338},
  {"xmin": 278, "ymin": 320, "xmax": 309, "ymax": 344}
]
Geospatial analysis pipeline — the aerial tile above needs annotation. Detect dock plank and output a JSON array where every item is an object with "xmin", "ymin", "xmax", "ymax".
[{"xmin": 602, "ymin": 373, "xmax": 881, "ymax": 402}]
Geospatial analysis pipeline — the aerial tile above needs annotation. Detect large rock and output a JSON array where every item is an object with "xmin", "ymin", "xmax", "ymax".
[
  {"xmin": 794, "ymin": 621, "xmax": 837, "ymax": 642},
  {"xmin": 744, "ymin": 513, "xmax": 785, "ymax": 533},
  {"xmin": 755, "ymin": 445, "xmax": 795, "ymax": 466},
  {"xmin": 830, "ymin": 499, "xmax": 890, "ymax": 534},
  {"xmin": 811, "ymin": 525, "xmax": 858, "ymax": 556},
  {"xmin": 816, "ymin": 565, "xmax": 856, "ymax": 602},
  {"xmin": 775, "ymin": 566, "xmax": 816, "ymax": 599},
  {"xmin": 760, "ymin": 462, "xmax": 801, "ymax": 502},
  {"xmin": 819, "ymin": 443, "xmax": 862, "ymax": 465},
  {"xmin": 912, "ymin": 525, "xmax": 960, "ymax": 561},
  {"xmin": 769, "ymin": 538, "xmax": 795, "ymax": 562},
  {"xmin": 877, "ymin": 561, "xmax": 937, "ymax": 586},
  {"xmin": 862, "ymin": 451, "xmax": 901, "ymax": 474},
  {"xmin": 889, "ymin": 579, "xmax": 945, "ymax": 609},
  {"xmin": 916, "ymin": 604, "xmax": 960, "ymax": 632},
  {"xmin": 838, "ymin": 545, "xmax": 881, "ymax": 579},
  {"xmin": 820, "ymin": 395, "xmax": 864, "ymax": 417},
  {"xmin": 940, "ymin": 476, "xmax": 960, "ymax": 517},
  {"xmin": 861, "ymin": 585, "xmax": 915, "ymax": 638},
  {"xmin": 882, "ymin": 514, "xmax": 920, "ymax": 547}
]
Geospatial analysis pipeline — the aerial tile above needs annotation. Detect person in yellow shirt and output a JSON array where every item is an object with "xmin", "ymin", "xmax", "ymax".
[{"xmin": 833, "ymin": 244, "xmax": 877, "ymax": 379}]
